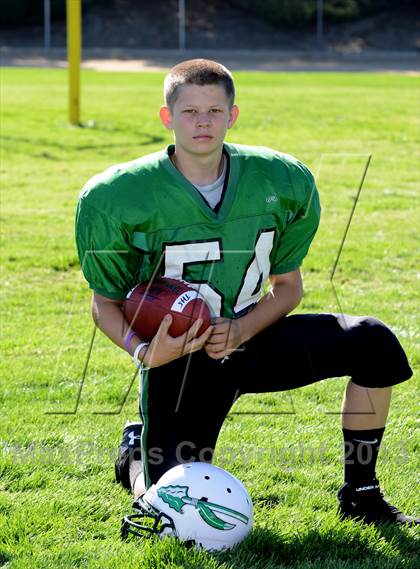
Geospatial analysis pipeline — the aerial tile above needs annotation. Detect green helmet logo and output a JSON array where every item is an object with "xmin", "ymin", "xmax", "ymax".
[{"xmin": 157, "ymin": 485, "xmax": 250, "ymax": 531}]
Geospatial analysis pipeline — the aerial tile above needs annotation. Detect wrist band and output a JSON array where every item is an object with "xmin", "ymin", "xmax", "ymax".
[
  {"xmin": 125, "ymin": 330, "xmax": 138, "ymax": 353},
  {"xmin": 133, "ymin": 342, "xmax": 149, "ymax": 368}
]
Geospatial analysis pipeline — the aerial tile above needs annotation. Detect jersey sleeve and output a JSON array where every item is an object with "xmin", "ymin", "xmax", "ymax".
[
  {"xmin": 270, "ymin": 161, "xmax": 321, "ymax": 274},
  {"xmin": 75, "ymin": 197, "xmax": 141, "ymax": 299}
]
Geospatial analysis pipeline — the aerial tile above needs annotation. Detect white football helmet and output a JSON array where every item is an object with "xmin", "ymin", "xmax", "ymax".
[{"xmin": 121, "ymin": 462, "xmax": 253, "ymax": 551}]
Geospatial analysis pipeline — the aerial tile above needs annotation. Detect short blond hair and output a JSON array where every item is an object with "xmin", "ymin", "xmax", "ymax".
[{"xmin": 164, "ymin": 59, "xmax": 235, "ymax": 109}]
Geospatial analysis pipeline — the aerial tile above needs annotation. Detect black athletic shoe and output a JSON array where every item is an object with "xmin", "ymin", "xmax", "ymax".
[
  {"xmin": 115, "ymin": 421, "xmax": 143, "ymax": 490},
  {"xmin": 338, "ymin": 479, "xmax": 420, "ymax": 526}
]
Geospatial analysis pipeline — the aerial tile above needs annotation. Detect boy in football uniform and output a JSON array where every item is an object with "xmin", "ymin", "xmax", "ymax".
[{"xmin": 75, "ymin": 59, "xmax": 418, "ymax": 525}]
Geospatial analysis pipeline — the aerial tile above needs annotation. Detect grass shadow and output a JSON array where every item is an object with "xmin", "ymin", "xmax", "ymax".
[
  {"xmin": 217, "ymin": 521, "xmax": 419, "ymax": 568},
  {"xmin": 0, "ymin": 132, "xmax": 165, "ymax": 152}
]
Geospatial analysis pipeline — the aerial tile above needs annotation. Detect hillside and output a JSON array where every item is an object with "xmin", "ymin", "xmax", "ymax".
[{"xmin": 1, "ymin": 0, "xmax": 419, "ymax": 52}]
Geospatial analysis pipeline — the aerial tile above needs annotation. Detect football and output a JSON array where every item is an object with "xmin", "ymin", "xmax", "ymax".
[{"xmin": 123, "ymin": 277, "xmax": 212, "ymax": 341}]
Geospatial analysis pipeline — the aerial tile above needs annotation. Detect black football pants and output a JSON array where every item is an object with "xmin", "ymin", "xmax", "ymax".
[{"xmin": 138, "ymin": 313, "xmax": 412, "ymax": 488}]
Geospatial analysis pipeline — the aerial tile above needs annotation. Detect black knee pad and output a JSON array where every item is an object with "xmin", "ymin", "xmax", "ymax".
[{"xmin": 349, "ymin": 316, "xmax": 412, "ymax": 388}]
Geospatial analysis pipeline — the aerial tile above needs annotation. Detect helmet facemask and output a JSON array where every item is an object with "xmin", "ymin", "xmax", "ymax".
[{"xmin": 121, "ymin": 496, "xmax": 175, "ymax": 540}]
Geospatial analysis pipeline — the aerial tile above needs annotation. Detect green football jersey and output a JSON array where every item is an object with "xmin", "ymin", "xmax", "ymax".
[{"xmin": 75, "ymin": 143, "xmax": 320, "ymax": 318}]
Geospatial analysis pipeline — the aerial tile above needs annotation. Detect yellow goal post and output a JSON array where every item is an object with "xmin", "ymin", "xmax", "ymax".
[{"xmin": 67, "ymin": 0, "xmax": 81, "ymax": 125}]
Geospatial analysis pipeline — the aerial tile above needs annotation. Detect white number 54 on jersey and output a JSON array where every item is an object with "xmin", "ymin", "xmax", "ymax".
[{"xmin": 163, "ymin": 231, "xmax": 275, "ymax": 317}]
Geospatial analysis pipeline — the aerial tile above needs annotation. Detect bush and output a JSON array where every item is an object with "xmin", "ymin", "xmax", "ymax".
[
  {"xmin": 1, "ymin": 0, "xmax": 414, "ymax": 29},
  {"xmin": 228, "ymin": 0, "xmax": 413, "ymax": 26},
  {"xmin": 0, "ymin": 0, "xmax": 31, "ymax": 26},
  {"xmin": 0, "ymin": 0, "xmax": 111, "ymax": 28},
  {"xmin": 228, "ymin": 0, "xmax": 315, "ymax": 26}
]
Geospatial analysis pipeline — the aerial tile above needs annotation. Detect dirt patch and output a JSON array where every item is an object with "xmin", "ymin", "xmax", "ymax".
[{"xmin": 1, "ymin": 46, "xmax": 418, "ymax": 74}]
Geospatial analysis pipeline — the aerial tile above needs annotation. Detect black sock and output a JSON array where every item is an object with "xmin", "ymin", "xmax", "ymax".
[{"xmin": 342, "ymin": 427, "xmax": 385, "ymax": 485}]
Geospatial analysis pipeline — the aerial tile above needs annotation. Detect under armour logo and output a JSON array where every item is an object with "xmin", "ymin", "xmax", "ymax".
[
  {"xmin": 355, "ymin": 484, "xmax": 379, "ymax": 492},
  {"xmin": 128, "ymin": 431, "xmax": 141, "ymax": 446},
  {"xmin": 266, "ymin": 195, "xmax": 278, "ymax": 204}
]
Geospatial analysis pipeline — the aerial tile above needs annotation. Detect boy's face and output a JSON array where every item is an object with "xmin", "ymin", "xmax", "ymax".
[{"xmin": 160, "ymin": 83, "xmax": 239, "ymax": 157}]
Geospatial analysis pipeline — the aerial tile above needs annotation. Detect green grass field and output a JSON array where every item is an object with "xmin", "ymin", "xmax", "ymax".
[{"xmin": 0, "ymin": 68, "xmax": 419, "ymax": 568}]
